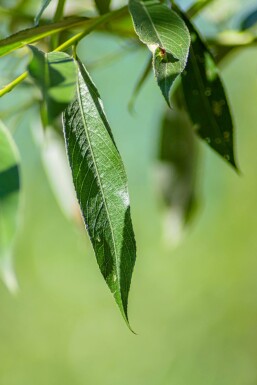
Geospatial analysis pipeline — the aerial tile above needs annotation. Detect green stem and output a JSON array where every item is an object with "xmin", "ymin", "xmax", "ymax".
[
  {"xmin": 55, "ymin": 6, "xmax": 127, "ymax": 52},
  {"xmin": 53, "ymin": 0, "xmax": 66, "ymax": 22},
  {"xmin": 51, "ymin": 0, "xmax": 67, "ymax": 49},
  {"xmin": 0, "ymin": 6, "xmax": 127, "ymax": 97},
  {"xmin": 0, "ymin": 71, "xmax": 28, "ymax": 97}
]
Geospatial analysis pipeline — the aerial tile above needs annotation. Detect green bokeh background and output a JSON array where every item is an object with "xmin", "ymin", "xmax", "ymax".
[{"xmin": 1, "ymin": 1, "xmax": 257, "ymax": 384}]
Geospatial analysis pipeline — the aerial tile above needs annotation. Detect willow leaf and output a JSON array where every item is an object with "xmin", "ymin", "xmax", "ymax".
[
  {"xmin": 63, "ymin": 60, "xmax": 136, "ymax": 327},
  {"xmin": 128, "ymin": 0, "xmax": 190, "ymax": 106},
  {"xmin": 28, "ymin": 47, "xmax": 77, "ymax": 124},
  {"xmin": 0, "ymin": 16, "xmax": 90, "ymax": 57},
  {"xmin": 180, "ymin": 13, "xmax": 237, "ymax": 168},
  {"xmin": 35, "ymin": 0, "xmax": 53, "ymax": 25},
  {"xmin": 158, "ymin": 107, "xmax": 197, "ymax": 244},
  {"xmin": 0, "ymin": 121, "xmax": 20, "ymax": 292},
  {"xmin": 95, "ymin": 0, "xmax": 111, "ymax": 14}
]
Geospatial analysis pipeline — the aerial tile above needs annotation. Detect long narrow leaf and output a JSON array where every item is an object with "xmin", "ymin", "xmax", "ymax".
[
  {"xmin": 28, "ymin": 47, "xmax": 77, "ymax": 124},
  {"xmin": 0, "ymin": 16, "xmax": 90, "ymax": 57},
  {"xmin": 35, "ymin": 0, "xmax": 53, "ymax": 25},
  {"xmin": 0, "ymin": 121, "xmax": 21, "ymax": 292},
  {"xmin": 63, "ymin": 59, "xmax": 136, "ymax": 327},
  {"xmin": 157, "ymin": 107, "xmax": 197, "ymax": 244},
  {"xmin": 180, "ymin": 12, "xmax": 237, "ymax": 168},
  {"xmin": 129, "ymin": 0, "xmax": 190, "ymax": 106}
]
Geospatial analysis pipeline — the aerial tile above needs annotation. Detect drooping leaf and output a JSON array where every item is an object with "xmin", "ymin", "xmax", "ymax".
[
  {"xmin": 28, "ymin": 46, "xmax": 77, "ymax": 124},
  {"xmin": 35, "ymin": 0, "xmax": 53, "ymax": 25},
  {"xmin": 128, "ymin": 0, "xmax": 190, "ymax": 106},
  {"xmin": 63, "ymin": 59, "xmax": 136, "ymax": 327},
  {"xmin": 180, "ymin": 12, "xmax": 237, "ymax": 168},
  {"xmin": 0, "ymin": 121, "xmax": 21, "ymax": 293},
  {"xmin": 0, "ymin": 16, "xmax": 90, "ymax": 57},
  {"xmin": 95, "ymin": 0, "xmax": 111, "ymax": 15},
  {"xmin": 157, "ymin": 106, "xmax": 198, "ymax": 245}
]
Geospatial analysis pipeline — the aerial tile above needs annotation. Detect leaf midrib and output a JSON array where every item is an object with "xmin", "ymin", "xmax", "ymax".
[
  {"xmin": 140, "ymin": 2, "xmax": 171, "ymax": 101},
  {"xmin": 141, "ymin": 2, "xmax": 162, "ymax": 47},
  {"xmin": 76, "ymin": 71, "xmax": 121, "ymax": 298}
]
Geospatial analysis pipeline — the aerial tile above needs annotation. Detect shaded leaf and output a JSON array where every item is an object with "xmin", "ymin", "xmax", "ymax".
[
  {"xmin": 28, "ymin": 46, "xmax": 77, "ymax": 124},
  {"xmin": 95, "ymin": 0, "xmax": 111, "ymax": 15},
  {"xmin": 180, "ymin": 13, "xmax": 237, "ymax": 168},
  {"xmin": 240, "ymin": 8, "xmax": 257, "ymax": 30},
  {"xmin": 0, "ymin": 16, "xmax": 90, "ymax": 57},
  {"xmin": 35, "ymin": 0, "xmax": 53, "ymax": 25},
  {"xmin": 63, "ymin": 59, "xmax": 136, "ymax": 327},
  {"xmin": 0, "ymin": 121, "xmax": 20, "ymax": 292},
  {"xmin": 128, "ymin": 0, "xmax": 190, "ymax": 105},
  {"xmin": 157, "ymin": 106, "xmax": 198, "ymax": 245}
]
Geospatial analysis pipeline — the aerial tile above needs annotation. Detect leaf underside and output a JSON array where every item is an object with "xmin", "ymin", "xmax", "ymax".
[
  {"xmin": 63, "ymin": 59, "xmax": 136, "ymax": 327},
  {"xmin": 128, "ymin": 0, "xmax": 190, "ymax": 105},
  {"xmin": 0, "ymin": 121, "xmax": 20, "ymax": 290},
  {"xmin": 181, "ymin": 14, "xmax": 237, "ymax": 168},
  {"xmin": 28, "ymin": 46, "xmax": 77, "ymax": 124}
]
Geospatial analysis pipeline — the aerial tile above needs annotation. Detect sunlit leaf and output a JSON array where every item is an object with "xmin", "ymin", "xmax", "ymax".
[
  {"xmin": 35, "ymin": 0, "xmax": 53, "ymax": 25},
  {"xmin": 95, "ymin": 0, "xmax": 111, "ymax": 15},
  {"xmin": 0, "ymin": 121, "xmax": 20, "ymax": 293},
  {"xmin": 128, "ymin": 0, "xmax": 190, "ymax": 106},
  {"xmin": 157, "ymin": 106, "xmax": 198, "ymax": 245},
  {"xmin": 180, "ymin": 13, "xmax": 237, "ymax": 168},
  {"xmin": 28, "ymin": 46, "xmax": 77, "ymax": 124},
  {"xmin": 0, "ymin": 16, "xmax": 90, "ymax": 57},
  {"xmin": 63, "ymin": 59, "xmax": 136, "ymax": 328}
]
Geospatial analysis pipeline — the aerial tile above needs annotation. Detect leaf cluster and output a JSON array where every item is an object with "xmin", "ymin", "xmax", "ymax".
[{"xmin": 0, "ymin": 0, "xmax": 256, "ymax": 328}]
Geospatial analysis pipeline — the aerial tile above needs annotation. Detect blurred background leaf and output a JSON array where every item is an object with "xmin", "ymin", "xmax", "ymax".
[
  {"xmin": 0, "ymin": 120, "xmax": 20, "ymax": 293},
  {"xmin": 156, "ymin": 105, "xmax": 198, "ymax": 245},
  {"xmin": 35, "ymin": 0, "xmax": 53, "ymax": 25}
]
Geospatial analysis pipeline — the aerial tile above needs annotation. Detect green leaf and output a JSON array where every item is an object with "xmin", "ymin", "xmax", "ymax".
[
  {"xmin": 240, "ymin": 8, "xmax": 257, "ymax": 30},
  {"xmin": 0, "ymin": 121, "xmax": 20, "ymax": 293},
  {"xmin": 180, "ymin": 13, "xmax": 237, "ymax": 168},
  {"xmin": 0, "ymin": 16, "xmax": 90, "ymax": 57},
  {"xmin": 128, "ymin": 0, "xmax": 190, "ymax": 106},
  {"xmin": 63, "ymin": 59, "xmax": 136, "ymax": 328},
  {"xmin": 158, "ymin": 106, "xmax": 198, "ymax": 245},
  {"xmin": 28, "ymin": 46, "xmax": 77, "ymax": 124},
  {"xmin": 95, "ymin": 0, "xmax": 111, "ymax": 15},
  {"xmin": 35, "ymin": 0, "xmax": 53, "ymax": 25}
]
